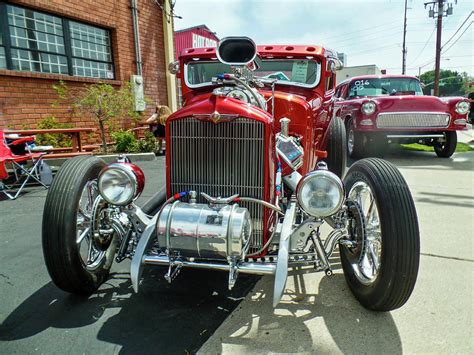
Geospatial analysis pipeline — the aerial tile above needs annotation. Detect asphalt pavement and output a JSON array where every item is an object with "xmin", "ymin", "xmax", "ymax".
[
  {"xmin": 1, "ymin": 133, "xmax": 473, "ymax": 354},
  {"xmin": 200, "ymin": 141, "xmax": 474, "ymax": 354},
  {"xmin": 0, "ymin": 158, "xmax": 258, "ymax": 354}
]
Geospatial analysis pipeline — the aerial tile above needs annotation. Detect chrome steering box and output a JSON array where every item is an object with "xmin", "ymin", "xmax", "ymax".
[{"xmin": 156, "ymin": 202, "xmax": 252, "ymax": 260}]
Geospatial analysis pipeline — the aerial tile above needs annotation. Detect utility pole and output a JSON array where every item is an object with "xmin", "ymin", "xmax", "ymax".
[
  {"xmin": 424, "ymin": 0, "xmax": 455, "ymax": 96},
  {"xmin": 402, "ymin": 0, "xmax": 408, "ymax": 74},
  {"xmin": 434, "ymin": 0, "xmax": 443, "ymax": 96}
]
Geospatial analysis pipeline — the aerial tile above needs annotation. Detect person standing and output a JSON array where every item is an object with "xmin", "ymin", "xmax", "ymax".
[{"xmin": 146, "ymin": 105, "xmax": 172, "ymax": 155}]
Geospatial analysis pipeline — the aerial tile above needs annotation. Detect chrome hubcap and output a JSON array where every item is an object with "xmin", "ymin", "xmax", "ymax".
[
  {"xmin": 77, "ymin": 181, "xmax": 107, "ymax": 270},
  {"xmin": 348, "ymin": 181, "xmax": 382, "ymax": 285},
  {"xmin": 348, "ymin": 127, "xmax": 355, "ymax": 154}
]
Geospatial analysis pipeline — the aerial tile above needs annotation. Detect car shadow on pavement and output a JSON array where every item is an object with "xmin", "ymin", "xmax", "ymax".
[
  {"xmin": 208, "ymin": 272, "xmax": 402, "ymax": 354},
  {"xmin": 0, "ymin": 268, "xmax": 259, "ymax": 354}
]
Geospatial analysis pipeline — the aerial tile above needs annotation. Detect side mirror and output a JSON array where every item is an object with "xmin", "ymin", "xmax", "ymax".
[{"xmin": 217, "ymin": 37, "xmax": 257, "ymax": 66}]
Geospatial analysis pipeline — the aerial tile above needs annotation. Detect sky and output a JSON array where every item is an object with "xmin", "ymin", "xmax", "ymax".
[{"xmin": 172, "ymin": 0, "xmax": 473, "ymax": 77}]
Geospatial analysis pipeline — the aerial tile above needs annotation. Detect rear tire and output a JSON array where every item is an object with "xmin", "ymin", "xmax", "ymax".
[
  {"xmin": 326, "ymin": 116, "xmax": 347, "ymax": 178},
  {"xmin": 42, "ymin": 156, "xmax": 115, "ymax": 294},
  {"xmin": 340, "ymin": 158, "xmax": 420, "ymax": 311},
  {"xmin": 434, "ymin": 131, "xmax": 457, "ymax": 158},
  {"xmin": 347, "ymin": 119, "xmax": 365, "ymax": 159}
]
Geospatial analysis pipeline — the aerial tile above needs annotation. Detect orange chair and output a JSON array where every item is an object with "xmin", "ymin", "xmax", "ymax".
[{"xmin": 0, "ymin": 130, "xmax": 48, "ymax": 199}]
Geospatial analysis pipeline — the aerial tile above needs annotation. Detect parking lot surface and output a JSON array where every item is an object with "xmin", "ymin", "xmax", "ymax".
[
  {"xmin": 200, "ymin": 145, "xmax": 474, "ymax": 354},
  {"xmin": 0, "ymin": 158, "xmax": 258, "ymax": 354},
  {"xmin": 1, "ymin": 137, "xmax": 473, "ymax": 354}
]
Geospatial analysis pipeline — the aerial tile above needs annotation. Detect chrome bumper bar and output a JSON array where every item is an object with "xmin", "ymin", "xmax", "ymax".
[
  {"xmin": 387, "ymin": 134, "xmax": 444, "ymax": 139},
  {"xmin": 143, "ymin": 255, "xmax": 276, "ymax": 275}
]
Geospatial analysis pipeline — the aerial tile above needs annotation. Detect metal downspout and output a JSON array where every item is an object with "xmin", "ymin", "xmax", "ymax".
[{"xmin": 130, "ymin": 0, "xmax": 142, "ymax": 76}]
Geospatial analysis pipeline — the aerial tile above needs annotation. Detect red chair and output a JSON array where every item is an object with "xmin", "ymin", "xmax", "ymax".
[{"xmin": 0, "ymin": 130, "xmax": 48, "ymax": 200}]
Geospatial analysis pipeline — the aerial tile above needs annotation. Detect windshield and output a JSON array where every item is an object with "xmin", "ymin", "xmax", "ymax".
[
  {"xmin": 185, "ymin": 59, "xmax": 321, "ymax": 88},
  {"xmin": 348, "ymin": 78, "xmax": 423, "ymax": 98}
]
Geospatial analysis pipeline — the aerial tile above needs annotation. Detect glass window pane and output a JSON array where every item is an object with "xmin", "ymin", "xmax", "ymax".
[
  {"xmin": 0, "ymin": 47, "xmax": 6, "ymax": 69},
  {"xmin": 73, "ymin": 58, "xmax": 114, "ymax": 79},
  {"xmin": 69, "ymin": 21, "xmax": 112, "ymax": 66},
  {"xmin": 11, "ymin": 48, "xmax": 68, "ymax": 75},
  {"xmin": 7, "ymin": 5, "xmax": 65, "ymax": 54}
]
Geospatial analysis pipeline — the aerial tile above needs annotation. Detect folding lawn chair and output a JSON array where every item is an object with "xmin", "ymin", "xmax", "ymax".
[{"xmin": 0, "ymin": 130, "xmax": 49, "ymax": 200}]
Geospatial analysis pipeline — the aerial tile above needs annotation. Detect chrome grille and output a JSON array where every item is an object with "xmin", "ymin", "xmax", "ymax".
[
  {"xmin": 169, "ymin": 117, "xmax": 265, "ymax": 253},
  {"xmin": 376, "ymin": 112, "xmax": 450, "ymax": 128}
]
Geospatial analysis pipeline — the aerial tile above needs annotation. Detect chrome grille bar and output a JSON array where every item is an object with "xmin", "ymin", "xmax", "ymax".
[
  {"xmin": 376, "ymin": 112, "xmax": 450, "ymax": 128},
  {"xmin": 170, "ymin": 117, "xmax": 265, "ymax": 253}
]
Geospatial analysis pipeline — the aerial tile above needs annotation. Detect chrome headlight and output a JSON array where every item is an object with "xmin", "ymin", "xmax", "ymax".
[
  {"xmin": 455, "ymin": 100, "xmax": 470, "ymax": 115},
  {"xmin": 361, "ymin": 101, "xmax": 377, "ymax": 115},
  {"xmin": 98, "ymin": 163, "xmax": 145, "ymax": 206},
  {"xmin": 296, "ymin": 170, "xmax": 344, "ymax": 217}
]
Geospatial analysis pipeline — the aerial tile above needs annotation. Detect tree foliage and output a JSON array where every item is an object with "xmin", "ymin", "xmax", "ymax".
[
  {"xmin": 419, "ymin": 69, "xmax": 469, "ymax": 97},
  {"xmin": 53, "ymin": 81, "xmax": 142, "ymax": 153}
]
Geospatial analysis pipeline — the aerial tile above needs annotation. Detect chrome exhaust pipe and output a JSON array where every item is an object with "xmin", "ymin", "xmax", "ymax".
[{"xmin": 142, "ymin": 255, "xmax": 276, "ymax": 275}]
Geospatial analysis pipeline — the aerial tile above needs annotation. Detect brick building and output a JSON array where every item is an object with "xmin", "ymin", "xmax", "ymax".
[{"xmin": 0, "ymin": 0, "xmax": 175, "ymax": 142}]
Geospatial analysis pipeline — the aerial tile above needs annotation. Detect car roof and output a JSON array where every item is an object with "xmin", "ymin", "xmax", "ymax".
[
  {"xmin": 179, "ymin": 45, "xmax": 337, "ymax": 60},
  {"xmin": 337, "ymin": 74, "xmax": 420, "ymax": 87}
]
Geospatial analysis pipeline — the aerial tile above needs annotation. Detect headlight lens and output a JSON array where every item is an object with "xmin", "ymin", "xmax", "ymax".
[
  {"xmin": 296, "ymin": 170, "xmax": 344, "ymax": 217},
  {"xmin": 98, "ymin": 163, "xmax": 144, "ymax": 206},
  {"xmin": 455, "ymin": 100, "xmax": 470, "ymax": 115},
  {"xmin": 361, "ymin": 101, "xmax": 377, "ymax": 115}
]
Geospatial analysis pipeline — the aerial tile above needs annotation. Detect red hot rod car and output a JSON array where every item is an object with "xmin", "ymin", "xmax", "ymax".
[
  {"xmin": 42, "ymin": 38, "xmax": 420, "ymax": 311},
  {"xmin": 334, "ymin": 75, "xmax": 470, "ymax": 158}
]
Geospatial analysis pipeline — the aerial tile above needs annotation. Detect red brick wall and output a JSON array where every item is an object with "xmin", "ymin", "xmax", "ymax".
[{"xmin": 0, "ymin": 0, "xmax": 168, "ymax": 143}]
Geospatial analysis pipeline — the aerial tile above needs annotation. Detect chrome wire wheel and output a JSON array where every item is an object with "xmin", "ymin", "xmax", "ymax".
[
  {"xmin": 347, "ymin": 127, "xmax": 355, "ymax": 156},
  {"xmin": 77, "ymin": 180, "xmax": 107, "ymax": 271},
  {"xmin": 348, "ymin": 181, "xmax": 382, "ymax": 285}
]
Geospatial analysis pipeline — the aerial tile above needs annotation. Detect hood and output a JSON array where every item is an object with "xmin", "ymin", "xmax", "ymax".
[
  {"xmin": 168, "ymin": 92, "xmax": 272, "ymax": 124},
  {"xmin": 368, "ymin": 95, "xmax": 462, "ymax": 113}
]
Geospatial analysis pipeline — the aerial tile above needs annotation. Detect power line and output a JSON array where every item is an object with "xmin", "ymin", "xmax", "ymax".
[
  {"xmin": 442, "ymin": 21, "xmax": 473, "ymax": 53},
  {"xmin": 410, "ymin": 26, "xmax": 436, "ymax": 65},
  {"xmin": 441, "ymin": 11, "xmax": 473, "ymax": 49}
]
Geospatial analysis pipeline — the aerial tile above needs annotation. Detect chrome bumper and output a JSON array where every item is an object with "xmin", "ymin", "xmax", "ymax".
[{"xmin": 386, "ymin": 134, "xmax": 445, "ymax": 139}]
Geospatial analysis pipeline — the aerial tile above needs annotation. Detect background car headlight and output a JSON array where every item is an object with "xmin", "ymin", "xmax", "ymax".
[
  {"xmin": 361, "ymin": 101, "xmax": 377, "ymax": 115},
  {"xmin": 296, "ymin": 170, "xmax": 344, "ymax": 217},
  {"xmin": 98, "ymin": 163, "xmax": 145, "ymax": 206},
  {"xmin": 455, "ymin": 100, "xmax": 470, "ymax": 115}
]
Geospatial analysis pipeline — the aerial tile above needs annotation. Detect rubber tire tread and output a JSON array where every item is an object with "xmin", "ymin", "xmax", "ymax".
[
  {"xmin": 326, "ymin": 116, "xmax": 347, "ymax": 178},
  {"xmin": 340, "ymin": 158, "xmax": 420, "ymax": 311},
  {"xmin": 435, "ymin": 131, "xmax": 457, "ymax": 158},
  {"xmin": 42, "ymin": 156, "xmax": 110, "ymax": 294}
]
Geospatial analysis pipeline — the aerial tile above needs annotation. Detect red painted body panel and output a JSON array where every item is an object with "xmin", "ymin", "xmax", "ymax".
[
  {"xmin": 167, "ymin": 44, "xmax": 339, "ymax": 256},
  {"xmin": 335, "ymin": 75, "xmax": 469, "ymax": 132}
]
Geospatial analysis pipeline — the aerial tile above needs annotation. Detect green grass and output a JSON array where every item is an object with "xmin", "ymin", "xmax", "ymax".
[{"xmin": 400, "ymin": 142, "xmax": 474, "ymax": 153}]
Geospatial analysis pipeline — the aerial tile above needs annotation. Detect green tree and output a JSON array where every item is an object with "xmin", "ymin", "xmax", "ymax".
[
  {"xmin": 54, "ymin": 81, "xmax": 142, "ymax": 153},
  {"xmin": 419, "ymin": 69, "xmax": 466, "ymax": 96}
]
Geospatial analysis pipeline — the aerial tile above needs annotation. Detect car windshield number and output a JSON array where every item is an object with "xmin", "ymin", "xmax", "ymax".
[{"xmin": 353, "ymin": 80, "xmax": 370, "ymax": 91}]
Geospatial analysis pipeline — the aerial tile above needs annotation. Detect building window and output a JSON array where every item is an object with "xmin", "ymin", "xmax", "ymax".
[{"xmin": 0, "ymin": 3, "xmax": 114, "ymax": 79}]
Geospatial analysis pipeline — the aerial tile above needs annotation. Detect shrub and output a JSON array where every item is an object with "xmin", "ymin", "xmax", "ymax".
[
  {"xmin": 112, "ymin": 130, "xmax": 139, "ymax": 153},
  {"xmin": 137, "ymin": 131, "xmax": 157, "ymax": 153},
  {"xmin": 36, "ymin": 116, "xmax": 73, "ymax": 147}
]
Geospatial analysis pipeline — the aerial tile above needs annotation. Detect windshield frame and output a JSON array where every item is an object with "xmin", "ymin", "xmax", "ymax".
[{"xmin": 184, "ymin": 59, "xmax": 322, "ymax": 89}]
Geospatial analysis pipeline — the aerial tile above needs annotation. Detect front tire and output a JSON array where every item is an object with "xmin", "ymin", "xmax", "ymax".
[
  {"xmin": 346, "ymin": 119, "xmax": 365, "ymax": 159},
  {"xmin": 42, "ymin": 156, "xmax": 116, "ymax": 294},
  {"xmin": 326, "ymin": 116, "xmax": 347, "ymax": 178},
  {"xmin": 340, "ymin": 158, "xmax": 420, "ymax": 311},
  {"xmin": 434, "ymin": 131, "xmax": 457, "ymax": 158}
]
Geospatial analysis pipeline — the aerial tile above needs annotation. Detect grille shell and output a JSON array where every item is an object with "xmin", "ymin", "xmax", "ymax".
[
  {"xmin": 376, "ymin": 112, "xmax": 450, "ymax": 128},
  {"xmin": 169, "ymin": 117, "xmax": 266, "ymax": 253}
]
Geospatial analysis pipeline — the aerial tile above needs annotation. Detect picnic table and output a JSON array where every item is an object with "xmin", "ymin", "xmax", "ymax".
[{"xmin": 5, "ymin": 128, "xmax": 95, "ymax": 153}]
